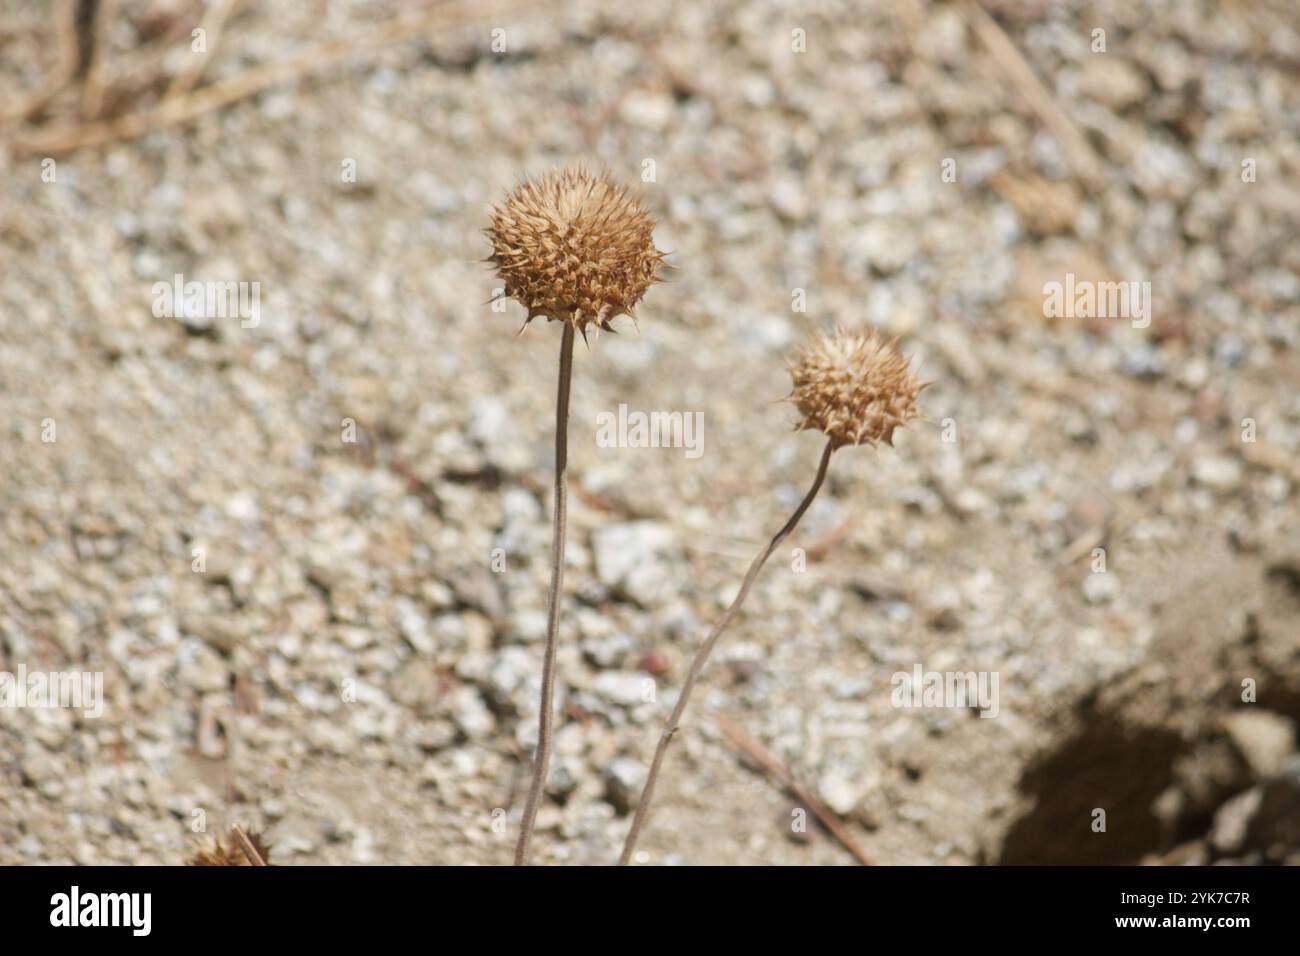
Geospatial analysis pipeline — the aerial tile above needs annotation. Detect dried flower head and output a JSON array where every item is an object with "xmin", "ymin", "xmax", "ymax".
[
  {"xmin": 186, "ymin": 828, "xmax": 273, "ymax": 866},
  {"xmin": 788, "ymin": 327, "xmax": 925, "ymax": 449},
  {"xmin": 486, "ymin": 164, "xmax": 666, "ymax": 337}
]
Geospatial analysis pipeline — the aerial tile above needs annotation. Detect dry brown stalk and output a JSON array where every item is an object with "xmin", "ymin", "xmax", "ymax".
[
  {"xmin": 619, "ymin": 328, "xmax": 925, "ymax": 864},
  {"xmin": 513, "ymin": 321, "xmax": 574, "ymax": 866},
  {"xmin": 618, "ymin": 438, "xmax": 834, "ymax": 864},
  {"xmin": 485, "ymin": 164, "xmax": 665, "ymax": 864}
]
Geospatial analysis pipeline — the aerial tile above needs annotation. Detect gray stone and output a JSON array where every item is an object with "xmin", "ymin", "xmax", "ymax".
[
  {"xmin": 1192, "ymin": 455, "xmax": 1243, "ymax": 491},
  {"xmin": 1210, "ymin": 787, "xmax": 1262, "ymax": 855},
  {"xmin": 450, "ymin": 686, "xmax": 495, "ymax": 742},
  {"xmin": 176, "ymin": 637, "xmax": 229, "ymax": 694},
  {"xmin": 592, "ymin": 671, "xmax": 653, "ymax": 709},
  {"xmin": 1222, "ymin": 711, "xmax": 1297, "ymax": 779},
  {"xmin": 591, "ymin": 522, "xmax": 677, "ymax": 606},
  {"xmin": 604, "ymin": 756, "xmax": 647, "ymax": 815}
]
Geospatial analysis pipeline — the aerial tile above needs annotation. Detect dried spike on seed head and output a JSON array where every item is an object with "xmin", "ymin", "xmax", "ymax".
[
  {"xmin": 486, "ymin": 164, "xmax": 667, "ymax": 336},
  {"xmin": 185, "ymin": 827, "xmax": 273, "ymax": 866},
  {"xmin": 787, "ymin": 326, "xmax": 925, "ymax": 450}
]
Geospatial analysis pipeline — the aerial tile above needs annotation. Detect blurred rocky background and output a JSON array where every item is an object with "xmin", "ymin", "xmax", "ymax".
[{"xmin": 1, "ymin": 0, "xmax": 1298, "ymax": 864}]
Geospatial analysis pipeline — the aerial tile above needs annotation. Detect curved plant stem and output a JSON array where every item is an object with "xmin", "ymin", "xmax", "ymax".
[
  {"xmin": 619, "ymin": 437, "xmax": 835, "ymax": 864},
  {"xmin": 515, "ymin": 321, "xmax": 576, "ymax": 865}
]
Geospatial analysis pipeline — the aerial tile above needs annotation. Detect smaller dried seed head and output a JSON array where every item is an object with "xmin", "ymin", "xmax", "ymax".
[
  {"xmin": 185, "ymin": 829, "xmax": 273, "ymax": 866},
  {"xmin": 486, "ymin": 164, "xmax": 666, "ymax": 337},
  {"xmin": 788, "ymin": 326, "xmax": 925, "ymax": 450}
]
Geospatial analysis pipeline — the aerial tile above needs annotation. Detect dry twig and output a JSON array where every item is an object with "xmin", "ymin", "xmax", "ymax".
[
  {"xmin": 10, "ymin": 0, "xmax": 542, "ymax": 156},
  {"xmin": 713, "ymin": 711, "xmax": 874, "ymax": 866},
  {"xmin": 1, "ymin": 1, "xmax": 86, "ymax": 125},
  {"xmin": 164, "ymin": 0, "xmax": 246, "ymax": 101},
  {"xmin": 956, "ymin": 0, "xmax": 1106, "ymax": 188},
  {"xmin": 230, "ymin": 824, "xmax": 269, "ymax": 866}
]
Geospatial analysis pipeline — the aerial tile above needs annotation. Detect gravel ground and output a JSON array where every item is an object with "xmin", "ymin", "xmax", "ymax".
[{"xmin": 1, "ymin": 0, "xmax": 1298, "ymax": 865}]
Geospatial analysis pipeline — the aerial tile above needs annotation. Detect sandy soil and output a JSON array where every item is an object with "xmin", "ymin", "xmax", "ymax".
[{"xmin": 1, "ymin": 0, "xmax": 1298, "ymax": 865}]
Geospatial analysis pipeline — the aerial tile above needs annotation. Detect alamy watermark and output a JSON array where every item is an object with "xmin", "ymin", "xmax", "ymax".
[
  {"xmin": 0, "ymin": 665, "xmax": 104, "ymax": 718},
  {"xmin": 595, "ymin": 404, "xmax": 704, "ymax": 459},
  {"xmin": 152, "ymin": 273, "xmax": 261, "ymax": 328},
  {"xmin": 891, "ymin": 664, "xmax": 999, "ymax": 718},
  {"xmin": 50, "ymin": 886, "xmax": 150, "ymax": 936},
  {"xmin": 1043, "ymin": 272, "xmax": 1151, "ymax": 329}
]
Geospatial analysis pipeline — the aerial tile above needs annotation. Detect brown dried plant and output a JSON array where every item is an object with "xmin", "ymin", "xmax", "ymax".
[
  {"xmin": 487, "ymin": 163, "xmax": 667, "ymax": 341},
  {"xmin": 619, "ymin": 326, "xmax": 926, "ymax": 864},
  {"xmin": 485, "ymin": 163, "xmax": 665, "ymax": 865},
  {"xmin": 186, "ymin": 825, "xmax": 272, "ymax": 866},
  {"xmin": 789, "ymin": 327, "xmax": 924, "ymax": 449}
]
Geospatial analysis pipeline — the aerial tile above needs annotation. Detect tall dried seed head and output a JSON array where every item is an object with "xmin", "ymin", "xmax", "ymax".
[
  {"xmin": 788, "ymin": 327, "xmax": 925, "ymax": 449},
  {"xmin": 486, "ymin": 164, "xmax": 666, "ymax": 336}
]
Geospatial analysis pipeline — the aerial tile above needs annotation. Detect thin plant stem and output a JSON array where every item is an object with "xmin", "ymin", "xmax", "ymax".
[
  {"xmin": 619, "ymin": 437, "xmax": 835, "ymax": 864},
  {"xmin": 514, "ymin": 321, "xmax": 576, "ymax": 866}
]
